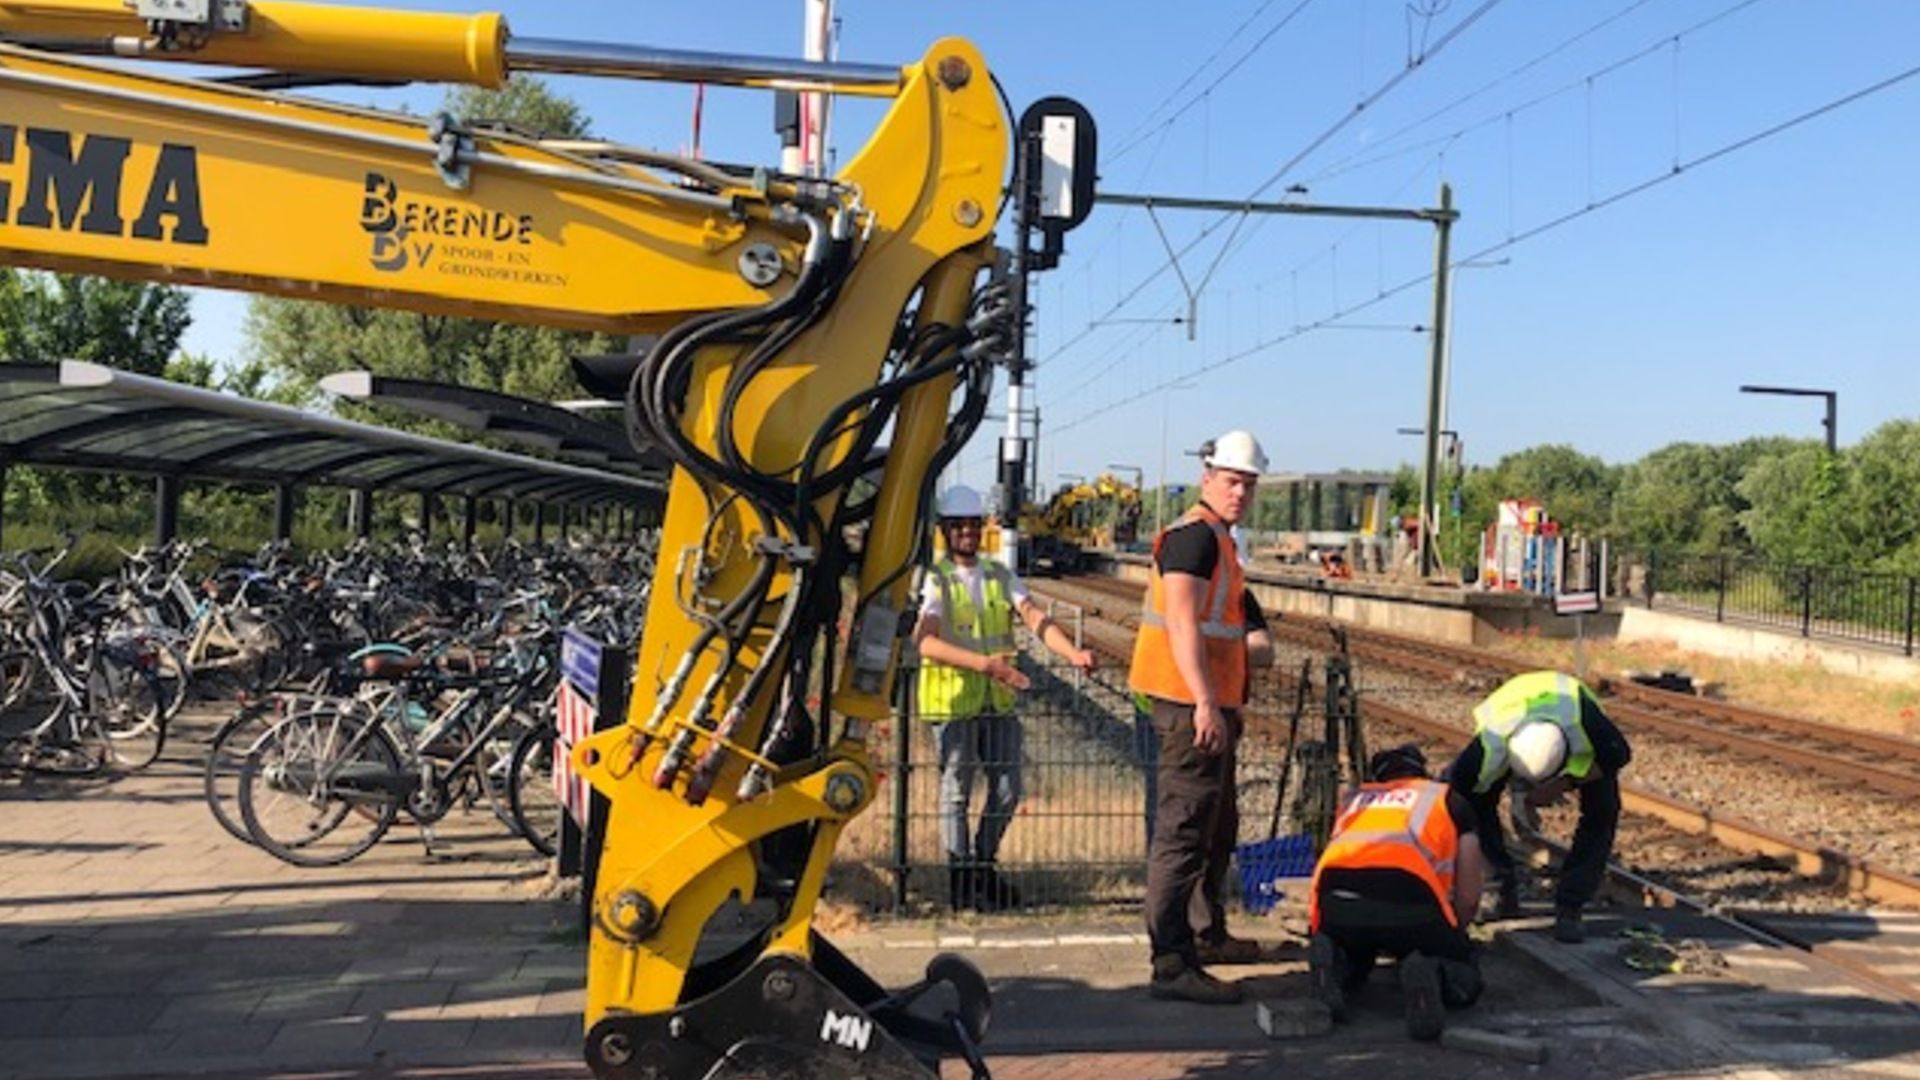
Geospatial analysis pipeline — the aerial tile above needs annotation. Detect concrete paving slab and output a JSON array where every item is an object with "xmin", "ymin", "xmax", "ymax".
[{"xmin": 6, "ymin": 712, "xmax": 1920, "ymax": 1080}]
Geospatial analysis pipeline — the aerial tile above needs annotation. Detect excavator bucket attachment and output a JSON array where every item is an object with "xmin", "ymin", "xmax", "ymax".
[{"xmin": 584, "ymin": 935, "xmax": 991, "ymax": 1079}]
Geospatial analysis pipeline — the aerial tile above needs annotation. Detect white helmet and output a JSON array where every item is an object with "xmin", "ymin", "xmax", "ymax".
[
  {"xmin": 1507, "ymin": 721, "xmax": 1569, "ymax": 784},
  {"xmin": 937, "ymin": 485, "xmax": 987, "ymax": 519},
  {"xmin": 1202, "ymin": 430, "xmax": 1269, "ymax": 476}
]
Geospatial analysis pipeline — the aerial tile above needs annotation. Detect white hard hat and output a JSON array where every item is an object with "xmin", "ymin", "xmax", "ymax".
[
  {"xmin": 1507, "ymin": 721, "xmax": 1569, "ymax": 784},
  {"xmin": 937, "ymin": 485, "xmax": 987, "ymax": 519},
  {"xmin": 1202, "ymin": 430, "xmax": 1269, "ymax": 475}
]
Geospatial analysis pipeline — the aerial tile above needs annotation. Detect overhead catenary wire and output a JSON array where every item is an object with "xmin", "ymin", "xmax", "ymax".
[
  {"xmin": 1105, "ymin": 0, "xmax": 1321, "ymax": 166},
  {"xmin": 1049, "ymin": 57, "xmax": 1920, "ymax": 436},
  {"xmin": 1036, "ymin": 0, "xmax": 1508, "ymax": 373},
  {"xmin": 1300, "ymin": 0, "xmax": 1769, "ymax": 189}
]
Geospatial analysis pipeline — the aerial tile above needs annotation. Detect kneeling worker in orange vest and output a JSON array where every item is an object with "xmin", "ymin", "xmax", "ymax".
[{"xmin": 1308, "ymin": 743, "xmax": 1487, "ymax": 1041}]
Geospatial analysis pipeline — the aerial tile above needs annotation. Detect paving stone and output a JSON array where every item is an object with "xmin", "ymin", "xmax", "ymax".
[
  {"xmin": 41, "ymin": 994, "xmax": 168, "ymax": 1037},
  {"xmin": 159, "ymin": 1019, "xmax": 283, "ymax": 1057},
  {"xmin": 461, "ymin": 1014, "xmax": 579, "ymax": 1052},
  {"xmin": 350, "ymin": 979, "xmax": 457, "ymax": 1019},
  {"xmin": 149, "ymin": 988, "xmax": 269, "ymax": 1031},
  {"xmin": 250, "ymin": 984, "xmax": 361, "ymax": 1023},
  {"xmin": 438, "ymin": 980, "xmax": 551, "ymax": 1020},
  {"xmin": 1255, "ymin": 998, "xmax": 1333, "ymax": 1039},
  {"xmin": 0, "ymin": 997, "xmax": 67, "ymax": 1038},
  {"xmin": 365, "ymin": 1016, "xmax": 477, "ymax": 1053},
  {"xmin": 261, "ymin": 1014, "xmax": 379, "ymax": 1057}
]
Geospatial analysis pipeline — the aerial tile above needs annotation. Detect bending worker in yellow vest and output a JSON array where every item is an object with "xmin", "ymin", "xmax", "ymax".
[
  {"xmin": 1128, "ymin": 430, "xmax": 1269, "ymax": 1005},
  {"xmin": 1308, "ymin": 744, "xmax": 1486, "ymax": 1041},
  {"xmin": 1445, "ymin": 671, "xmax": 1633, "ymax": 944},
  {"xmin": 914, "ymin": 485, "xmax": 1096, "ymax": 911}
]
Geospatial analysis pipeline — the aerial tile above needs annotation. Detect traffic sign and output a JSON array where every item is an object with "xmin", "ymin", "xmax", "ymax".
[{"xmin": 1553, "ymin": 591, "xmax": 1601, "ymax": 616}]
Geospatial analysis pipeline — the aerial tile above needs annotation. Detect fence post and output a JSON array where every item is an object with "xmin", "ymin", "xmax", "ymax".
[
  {"xmin": 1073, "ymin": 607, "xmax": 1085, "ymax": 691},
  {"xmin": 1716, "ymin": 555, "xmax": 1728, "ymax": 623},
  {"xmin": 1906, "ymin": 577, "xmax": 1917, "ymax": 657},
  {"xmin": 1646, "ymin": 549, "xmax": 1657, "ymax": 609},
  {"xmin": 891, "ymin": 669, "xmax": 912, "ymax": 913},
  {"xmin": 1800, "ymin": 566, "xmax": 1815, "ymax": 638}
]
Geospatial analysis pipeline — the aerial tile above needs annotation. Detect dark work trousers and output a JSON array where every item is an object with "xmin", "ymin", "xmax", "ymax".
[
  {"xmin": 1448, "ymin": 704, "xmax": 1631, "ymax": 911},
  {"xmin": 1317, "ymin": 886, "xmax": 1483, "ymax": 1008},
  {"xmin": 1457, "ymin": 774, "xmax": 1622, "ymax": 910},
  {"xmin": 1145, "ymin": 698, "xmax": 1242, "ymax": 966}
]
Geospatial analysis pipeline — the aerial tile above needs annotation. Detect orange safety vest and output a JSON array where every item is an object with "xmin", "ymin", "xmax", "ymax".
[
  {"xmin": 1308, "ymin": 778, "xmax": 1462, "ymax": 932},
  {"xmin": 1127, "ymin": 503, "xmax": 1248, "ymax": 709}
]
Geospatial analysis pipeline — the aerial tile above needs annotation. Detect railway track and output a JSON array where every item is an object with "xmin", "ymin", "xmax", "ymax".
[
  {"xmin": 1028, "ymin": 576, "xmax": 1920, "ymax": 1008},
  {"xmin": 1034, "ymin": 573, "xmax": 1920, "ymax": 801}
]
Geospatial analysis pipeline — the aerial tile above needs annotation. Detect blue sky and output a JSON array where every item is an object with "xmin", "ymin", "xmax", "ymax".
[{"xmin": 176, "ymin": 0, "xmax": 1920, "ymax": 492}]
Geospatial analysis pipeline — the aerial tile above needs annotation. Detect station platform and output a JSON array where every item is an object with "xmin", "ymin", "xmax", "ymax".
[
  {"xmin": 5, "ymin": 708, "xmax": 1918, "ymax": 1080},
  {"xmin": 1102, "ymin": 551, "xmax": 1617, "ymax": 647}
]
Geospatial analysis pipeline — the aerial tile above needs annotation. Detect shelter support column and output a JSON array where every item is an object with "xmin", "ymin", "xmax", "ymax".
[
  {"xmin": 462, "ymin": 495, "xmax": 477, "ymax": 549},
  {"xmin": 155, "ymin": 475, "xmax": 182, "ymax": 547},
  {"xmin": 273, "ymin": 484, "xmax": 297, "ymax": 544},
  {"xmin": 419, "ymin": 492, "xmax": 433, "ymax": 540},
  {"xmin": 350, "ymin": 489, "xmax": 372, "ymax": 539},
  {"xmin": 534, "ymin": 503, "xmax": 547, "ymax": 545}
]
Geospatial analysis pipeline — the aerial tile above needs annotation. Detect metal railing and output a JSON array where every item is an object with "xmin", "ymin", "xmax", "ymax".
[
  {"xmin": 1626, "ymin": 550, "xmax": 1920, "ymax": 655},
  {"xmin": 834, "ymin": 618, "xmax": 1324, "ymax": 917}
]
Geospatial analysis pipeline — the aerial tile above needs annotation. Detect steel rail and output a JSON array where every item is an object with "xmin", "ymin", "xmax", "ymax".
[
  {"xmin": 1043, "ymin": 574, "xmax": 1920, "ymax": 798},
  {"xmin": 1030, "ymin": 581, "xmax": 1920, "ymax": 915}
]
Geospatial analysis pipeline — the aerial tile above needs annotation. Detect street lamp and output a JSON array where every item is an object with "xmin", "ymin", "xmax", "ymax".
[
  {"xmin": 1106, "ymin": 463, "xmax": 1145, "ymax": 492},
  {"xmin": 1739, "ymin": 385, "xmax": 1837, "ymax": 454}
]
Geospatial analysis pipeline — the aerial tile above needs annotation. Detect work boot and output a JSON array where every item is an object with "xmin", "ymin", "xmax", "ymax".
[
  {"xmin": 1439, "ymin": 958, "xmax": 1485, "ymax": 1009},
  {"xmin": 1148, "ymin": 955, "xmax": 1244, "ymax": 1006},
  {"xmin": 1196, "ymin": 934, "xmax": 1266, "ymax": 966},
  {"xmin": 1491, "ymin": 883, "xmax": 1522, "ymax": 920},
  {"xmin": 1553, "ymin": 905, "xmax": 1586, "ymax": 944},
  {"xmin": 947, "ymin": 863, "xmax": 977, "ymax": 911},
  {"xmin": 1399, "ymin": 954, "xmax": 1445, "ymax": 1042},
  {"xmin": 973, "ymin": 863, "xmax": 1023, "ymax": 912},
  {"xmin": 1308, "ymin": 933, "xmax": 1350, "ymax": 1022}
]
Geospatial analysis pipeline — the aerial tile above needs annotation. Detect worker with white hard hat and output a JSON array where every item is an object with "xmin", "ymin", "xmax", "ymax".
[
  {"xmin": 914, "ymin": 484, "xmax": 1096, "ymax": 912},
  {"xmin": 1445, "ymin": 671, "xmax": 1633, "ymax": 944},
  {"xmin": 1128, "ymin": 429, "xmax": 1275, "ymax": 1005}
]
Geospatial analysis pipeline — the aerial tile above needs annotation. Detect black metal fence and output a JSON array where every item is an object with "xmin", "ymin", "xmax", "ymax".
[
  {"xmin": 831, "ymin": 622, "xmax": 1342, "ymax": 918},
  {"xmin": 1624, "ymin": 549, "xmax": 1920, "ymax": 655}
]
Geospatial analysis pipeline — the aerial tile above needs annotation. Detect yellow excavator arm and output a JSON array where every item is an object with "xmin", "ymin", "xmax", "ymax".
[{"xmin": 0, "ymin": 4, "xmax": 1046, "ymax": 1076}]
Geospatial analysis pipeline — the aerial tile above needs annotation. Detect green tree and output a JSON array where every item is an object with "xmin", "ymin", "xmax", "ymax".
[
  {"xmin": 241, "ymin": 77, "xmax": 613, "ymax": 427},
  {"xmin": 1736, "ymin": 446, "xmax": 1855, "ymax": 566},
  {"xmin": 1840, "ymin": 420, "xmax": 1920, "ymax": 574},
  {"xmin": 0, "ymin": 272, "xmax": 191, "ymax": 374}
]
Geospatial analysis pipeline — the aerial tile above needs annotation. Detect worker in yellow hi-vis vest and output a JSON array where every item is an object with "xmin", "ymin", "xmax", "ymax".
[
  {"xmin": 1445, "ymin": 671, "xmax": 1633, "ymax": 944},
  {"xmin": 914, "ymin": 485, "xmax": 1096, "ymax": 912}
]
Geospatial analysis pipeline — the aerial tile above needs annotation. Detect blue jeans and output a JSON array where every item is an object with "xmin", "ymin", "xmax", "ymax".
[{"xmin": 934, "ymin": 713, "xmax": 1023, "ymax": 863}]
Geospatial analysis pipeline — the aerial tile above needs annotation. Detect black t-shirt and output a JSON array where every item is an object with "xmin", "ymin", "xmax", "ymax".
[
  {"xmin": 1318, "ymin": 790, "xmax": 1478, "ymax": 906},
  {"xmin": 1155, "ymin": 512, "xmax": 1222, "ymax": 579},
  {"xmin": 1155, "ymin": 506, "xmax": 1270, "ymax": 632}
]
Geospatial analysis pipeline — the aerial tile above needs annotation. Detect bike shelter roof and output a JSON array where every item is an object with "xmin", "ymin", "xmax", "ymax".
[
  {"xmin": 0, "ymin": 361, "xmax": 663, "ymax": 508},
  {"xmin": 317, "ymin": 370, "xmax": 663, "ymax": 478}
]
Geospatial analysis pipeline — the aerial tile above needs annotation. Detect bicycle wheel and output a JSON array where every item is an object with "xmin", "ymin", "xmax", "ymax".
[
  {"xmin": 0, "ymin": 648, "xmax": 61, "ymax": 729},
  {"xmin": 88, "ymin": 640, "xmax": 170, "ymax": 771},
  {"xmin": 506, "ymin": 722, "xmax": 559, "ymax": 857},
  {"xmin": 147, "ymin": 638, "xmax": 191, "ymax": 722},
  {"xmin": 203, "ymin": 700, "xmax": 279, "ymax": 843},
  {"xmin": 19, "ymin": 702, "xmax": 108, "ymax": 777},
  {"xmin": 238, "ymin": 706, "xmax": 401, "ymax": 867}
]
